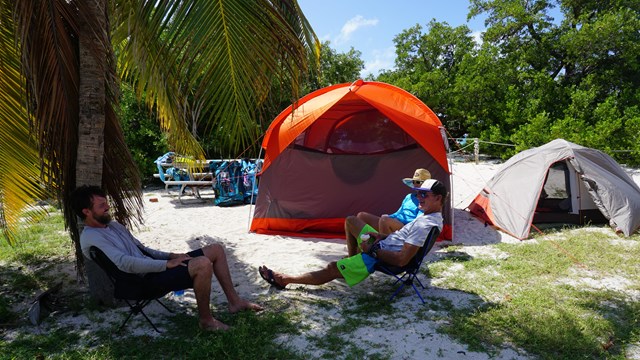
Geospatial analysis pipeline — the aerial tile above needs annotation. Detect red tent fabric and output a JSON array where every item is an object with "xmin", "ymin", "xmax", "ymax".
[{"xmin": 251, "ymin": 80, "xmax": 452, "ymax": 239}]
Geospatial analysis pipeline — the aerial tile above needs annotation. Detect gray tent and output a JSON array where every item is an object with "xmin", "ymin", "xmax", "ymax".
[{"xmin": 468, "ymin": 139, "xmax": 640, "ymax": 239}]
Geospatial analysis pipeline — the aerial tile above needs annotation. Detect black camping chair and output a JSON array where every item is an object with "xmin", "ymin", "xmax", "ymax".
[
  {"xmin": 89, "ymin": 246, "xmax": 174, "ymax": 332},
  {"xmin": 374, "ymin": 227, "xmax": 440, "ymax": 304}
]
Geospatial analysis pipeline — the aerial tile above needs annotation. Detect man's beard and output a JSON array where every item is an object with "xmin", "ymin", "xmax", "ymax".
[{"xmin": 95, "ymin": 213, "xmax": 112, "ymax": 225}]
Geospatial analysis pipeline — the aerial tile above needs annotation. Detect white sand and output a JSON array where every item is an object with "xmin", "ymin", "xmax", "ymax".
[{"xmin": 17, "ymin": 159, "xmax": 640, "ymax": 359}]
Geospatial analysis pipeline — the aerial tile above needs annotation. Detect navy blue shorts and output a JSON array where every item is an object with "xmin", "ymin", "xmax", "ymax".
[{"xmin": 143, "ymin": 249, "xmax": 204, "ymax": 292}]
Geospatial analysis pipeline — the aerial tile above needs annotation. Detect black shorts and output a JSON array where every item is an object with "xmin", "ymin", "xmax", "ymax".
[{"xmin": 143, "ymin": 249, "xmax": 204, "ymax": 292}]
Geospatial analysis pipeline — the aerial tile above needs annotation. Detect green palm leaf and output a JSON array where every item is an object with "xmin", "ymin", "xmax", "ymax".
[
  {"xmin": 0, "ymin": 0, "xmax": 49, "ymax": 244},
  {"xmin": 114, "ymin": 0, "xmax": 319, "ymax": 156}
]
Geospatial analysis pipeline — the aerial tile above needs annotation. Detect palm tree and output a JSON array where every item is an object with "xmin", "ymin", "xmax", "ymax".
[{"xmin": 0, "ymin": 0, "xmax": 318, "ymax": 299}]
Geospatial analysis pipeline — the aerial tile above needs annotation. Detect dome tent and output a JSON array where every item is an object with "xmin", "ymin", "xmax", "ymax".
[
  {"xmin": 250, "ymin": 80, "xmax": 452, "ymax": 239},
  {"xmin": 468, "ymin": 139, "xmax": 640, "ymax": 239}
]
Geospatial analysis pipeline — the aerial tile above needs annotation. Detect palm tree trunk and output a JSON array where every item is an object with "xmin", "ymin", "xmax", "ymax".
[{"xmin": 76, "ymin": 0, "xmax": 114, "ymax": 305}]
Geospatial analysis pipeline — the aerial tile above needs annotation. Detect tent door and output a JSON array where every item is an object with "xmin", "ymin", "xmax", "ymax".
[
  {"xmin": 538, "ymin": 161, "xmax": 573, "ymax": 212},
  {"xmin": 571, "ymin": 164, "xmax": 608, "ymax": 224},
  {"xmin": 534, "ymin": 161, "xmax": 580, "ymax": 223},
  {"xmin": 534, "ymin": 161, "xmax": 608, "ymax": 225}
]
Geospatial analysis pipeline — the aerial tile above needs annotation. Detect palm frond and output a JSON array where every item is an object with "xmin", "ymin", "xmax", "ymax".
[
  {"xmin": 0, "ymin": 0, "xmax": 49, "ymax": 245},
  {"xmin": 113, "ymin": 0, "xmax": 320, "ymax": 156}
]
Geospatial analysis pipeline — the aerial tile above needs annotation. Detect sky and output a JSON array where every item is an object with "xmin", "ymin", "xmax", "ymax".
[{"xmin": 297, "ymin": 0, "xmax": 488, "ymax": 78}]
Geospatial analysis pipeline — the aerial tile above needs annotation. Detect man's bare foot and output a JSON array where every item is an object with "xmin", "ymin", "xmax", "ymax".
[
  {"xmin": 229, "ymin": 299, "xmax": 264, "ymax": 314},
  {"xmin": 199, "ymin": 318, "xmax": 230, "ymax": 331}
]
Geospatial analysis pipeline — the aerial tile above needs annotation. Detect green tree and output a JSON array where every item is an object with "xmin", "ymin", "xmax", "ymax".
[
  {"xmin": 309, "ymin": 41, "xmax": 364, "ymax": 89},
  {"xmin": 378, "ymin": 1, "xmax": 639, "ymax": 163},
  {"xmin": 0, "ymin": 0, "xmax": 319, "ymax": 280},
  {"xmin": 469, "ymin": 0, "xmax": 640, "ymax": 161},
  {"xmin": 118, "ymin": 83, "xmax": 170, "ymax": 181},
  {"xmin": 378, "ymin": 20, "xmax": 476, "ymax": 137}
]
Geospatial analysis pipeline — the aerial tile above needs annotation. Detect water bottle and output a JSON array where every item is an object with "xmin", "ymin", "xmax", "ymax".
[{"xmin": 360, "ymin": 234, "xmax": 374, "ymax": 244}]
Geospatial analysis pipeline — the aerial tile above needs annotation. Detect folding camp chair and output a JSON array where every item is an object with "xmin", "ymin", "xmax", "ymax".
[
  {"xmin": 374, "ymin": 227, "xmax": 440, "ymax": 304},
  {"xmin": 89, "ymin": 246, "xmax": 174, "ymax": 332}
]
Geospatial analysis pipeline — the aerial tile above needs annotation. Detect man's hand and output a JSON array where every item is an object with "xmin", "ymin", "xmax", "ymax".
[
  {"xmin": 368, "ymin": 232, "xmax": 385, "ymax": 243},
  {"xmin": 361, "ymin": 232, "xmax": 383, "ymax": 254},
  {"xmin": 166, "ymin": 254, "xmax": 191, "ymax": 269},
  {"xmin": 360, "ymin": 240, "xmax": 372, "ymax": 253}
]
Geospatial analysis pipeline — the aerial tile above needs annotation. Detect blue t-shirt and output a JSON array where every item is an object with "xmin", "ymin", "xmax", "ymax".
[{"xmin": 388, "ymin": 193, "xmax": 423, "ymax": 224}]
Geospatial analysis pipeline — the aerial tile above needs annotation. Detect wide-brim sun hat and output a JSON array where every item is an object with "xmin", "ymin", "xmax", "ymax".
[{"xmin": 402, "ymin": 168, "xmax": 431, "ymax": 187}]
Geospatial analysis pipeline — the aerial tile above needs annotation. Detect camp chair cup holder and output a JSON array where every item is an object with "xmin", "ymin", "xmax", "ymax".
[{"xmin": 374, "ymin": 227, "xmax": 440, "ymax": 304}]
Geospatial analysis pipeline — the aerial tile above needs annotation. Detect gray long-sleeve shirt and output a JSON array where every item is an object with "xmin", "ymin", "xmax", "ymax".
[{"xmin": 80, "ymin": 221, "xmax": 171, "ymax": 275}]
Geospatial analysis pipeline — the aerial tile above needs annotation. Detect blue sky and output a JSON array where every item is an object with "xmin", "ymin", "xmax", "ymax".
[{"xmin": 298, "ymin": 0, "xmax": 488, "ymax": 78}]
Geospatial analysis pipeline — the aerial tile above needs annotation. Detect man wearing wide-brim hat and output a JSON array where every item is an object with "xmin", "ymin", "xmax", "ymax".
[{"xmin": 351, "ymin": 168, "xmax": 431, "ymax": 235}]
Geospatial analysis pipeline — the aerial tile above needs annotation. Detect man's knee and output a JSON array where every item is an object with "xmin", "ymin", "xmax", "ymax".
[
  {"xmin": 202, "ymin": 243, "xmax": 225, "ymax": 259},
  {"xmin": 189, "ymin": 256, "xmax": 213, "ymax": 276},
  {"xmin": 326, "ymin": 261, "xmax": 342, "ymax": 278},
  {"xmin": 380, "ymin": 216, "xmax": 402, "ymax": 232}
]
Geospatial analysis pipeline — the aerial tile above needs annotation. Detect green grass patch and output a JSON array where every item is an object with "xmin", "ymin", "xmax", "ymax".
[
  {"xmin": 431, "ymin": 230, "xmax": 640, "ymax": 359},
  {"xmin": 1, "ymin": 311, "xmax": 301, "ymax": 359}
]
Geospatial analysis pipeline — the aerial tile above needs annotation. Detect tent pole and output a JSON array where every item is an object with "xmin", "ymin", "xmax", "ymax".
[
  {"xmin": 441, "ymin": 126, "xmax": 455, "ymax": 242},
  {"xmin": 449, "ymin": 156, "xmax": 455, "ymax": 243},
  {"xmin": 247, "ymin": 148, "xmax": 264, "ymax": 233}
]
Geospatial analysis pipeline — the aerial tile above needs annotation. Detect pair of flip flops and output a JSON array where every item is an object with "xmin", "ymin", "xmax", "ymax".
[{"xmin": 258, "ymin": 266, "xmax": 286, "ymax": 290}]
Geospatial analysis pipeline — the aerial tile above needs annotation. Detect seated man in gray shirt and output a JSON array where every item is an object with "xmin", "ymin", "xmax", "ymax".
[{"xmin": 70, "ymin": 185, "xmax": 262, "ymax": 331}]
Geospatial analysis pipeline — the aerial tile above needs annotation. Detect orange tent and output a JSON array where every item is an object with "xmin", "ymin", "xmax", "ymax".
[{"xmin": 251, "ymin": 80, "xmax": 452, "ymax": 239}]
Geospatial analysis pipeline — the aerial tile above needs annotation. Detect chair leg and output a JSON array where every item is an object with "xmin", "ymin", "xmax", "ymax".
[
  {"xmin": 118, "ymin": 299, "xmax": 145, "ymax": 333},
  {"xmin": 118, "ymin": 299, "xmax": 163, "ymax": 333},
  {"xmin": 388, "ymin": 274, "xmax": 427, "ymax": 304},
  {"xmin": 138, "ymin": 306, "xmax": 162, "ymax": 333},
  {"xmin": 154, "ymin": 298, "xmax": 175, "ymax": 313},
  {"xmin": 409, "ymin": 282, "xmax": 426, "ymax": 304},
  {"xmin": 389, "ymin": 282, "xmax": 407, "ymax": 301}
]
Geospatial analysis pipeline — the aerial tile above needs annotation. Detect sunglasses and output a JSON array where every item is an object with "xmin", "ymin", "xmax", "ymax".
[
  {"xmin": 412, "ymin": 180, "xmax": 423, "ymax": 185},
  {"xmin": 415, "ymin": 190, "xmax": 434, "ymax": 198}
]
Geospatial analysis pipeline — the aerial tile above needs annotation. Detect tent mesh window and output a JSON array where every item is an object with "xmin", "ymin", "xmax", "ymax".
[
  {"xmin": 539, "ymin": 161, "xmax": 572, "ymax": 212},
  {"xmin": 293, "ymin": 110, "xmax": 415, "ymax": 154}
]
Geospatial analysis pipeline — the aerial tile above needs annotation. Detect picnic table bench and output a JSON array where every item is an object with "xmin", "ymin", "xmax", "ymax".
[
  {"xmin": 154, "ymin": 171, "xmax": 215, "ymax": 203},
  {"xmin": 161, "ymin": 178, "xmax": 216, "ymax": 203}
]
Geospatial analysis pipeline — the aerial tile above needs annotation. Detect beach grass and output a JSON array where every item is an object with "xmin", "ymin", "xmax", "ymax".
[
  {"xmin": 429, "ymin": 229, "xmax": 640, "ymax": 359},
  {"xmin": 1, "ymin": 211, "xmax": 639, "ymax": 359}
]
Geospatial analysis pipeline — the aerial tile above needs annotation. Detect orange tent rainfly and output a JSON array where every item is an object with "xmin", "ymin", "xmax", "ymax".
[{"xmin": 250, "ymin": 80, "xmax": 453, "ymax": 239}]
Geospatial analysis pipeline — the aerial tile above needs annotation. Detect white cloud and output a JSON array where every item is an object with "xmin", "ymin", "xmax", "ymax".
[
  {"xmin": 471, "ymin": 30, "xmax": 484, "ymax": 47},
  {"xmin": 361, "ymin": 46, "xmax": 396, "ymax": 78},
  {"xmin": 334, "ymin": 15, "xmax": 378, "ymax": 45}
]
